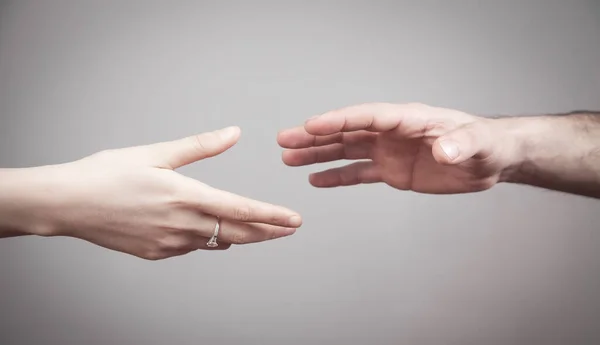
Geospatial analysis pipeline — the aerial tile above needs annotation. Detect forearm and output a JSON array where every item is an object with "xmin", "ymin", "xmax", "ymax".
[
  {"xmin": 500, "ymin": 111, "xmax": 600, "ymax": 198},
  {"xmin": 0, "ymin": 167, "xmax": 62, "ymax": 238}
]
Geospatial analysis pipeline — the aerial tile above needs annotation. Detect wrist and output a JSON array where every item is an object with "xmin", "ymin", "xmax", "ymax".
[
  {"xmin": 493, "ymin": 115, "xmax": 550, "ymax": 184},
  {"xmin": 0, "ymin": 165, "xmax": 69, "ymax": 237},
  {"xmin": 494, "ymin": 113, "xmax": 596, "ymax": 185}
]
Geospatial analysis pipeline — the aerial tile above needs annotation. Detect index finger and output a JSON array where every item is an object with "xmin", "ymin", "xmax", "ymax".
[
  {"xmin": 304, "ymin": 102, "xmax": 404, "ymax": 136},
  {"xmin": 195, "ymin": 183, "xmax": 303, "ymax": 228}
]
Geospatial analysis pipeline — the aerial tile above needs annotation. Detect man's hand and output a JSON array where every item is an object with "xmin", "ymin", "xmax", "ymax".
[
  {"xmin": 278, "ymin": 103, "xmax": 521, "ymax": 194},
  {"xmin": 0, "ymin": 126, "xmax": 303, "ymax": 260},
  {"xmin": 278, "ymin": 103, "xmax": 600, "ymax": 198}
]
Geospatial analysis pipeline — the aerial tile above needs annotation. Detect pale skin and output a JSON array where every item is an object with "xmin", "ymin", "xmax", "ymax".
[
  {"xmin": 277, "ymin": 103, "xmax": 600, "ymax": 199},
  {"xmin": 0, "ymin": 126, "xmax": 303, "ymax": 260}
]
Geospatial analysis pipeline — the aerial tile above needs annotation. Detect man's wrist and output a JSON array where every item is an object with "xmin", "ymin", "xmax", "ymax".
[
  {"xmin": 491, "ymin": 115, "xmax": 541, "ymax": 184},
  {"xmin": 495, "ymin": 112, "xmax": 600, "ymax": 189}
]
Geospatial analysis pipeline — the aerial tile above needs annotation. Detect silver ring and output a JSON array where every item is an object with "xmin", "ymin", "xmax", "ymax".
[{"xmin": 206, "ymin": 216, "xmax": 220, "ymax": 248}]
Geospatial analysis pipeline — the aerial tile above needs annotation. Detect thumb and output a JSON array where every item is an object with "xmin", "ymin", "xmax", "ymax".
[
  {"xmin": 432, "ymin": 121, "xmax": 493, "ymax": 165},
  {"xmin": 145, "ymin": 126, "xmax": 241, "ymax": 169}
]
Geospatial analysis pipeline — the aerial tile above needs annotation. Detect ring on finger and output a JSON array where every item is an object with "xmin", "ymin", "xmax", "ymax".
[{"xmin": 206, "ymin": 216, "xmax": 221, "ymax": 248}]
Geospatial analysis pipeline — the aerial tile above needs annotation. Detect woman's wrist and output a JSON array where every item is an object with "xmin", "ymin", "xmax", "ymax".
[{"xmin": 0, "ymin": 165, "xmax": 68, "ymax": 237}]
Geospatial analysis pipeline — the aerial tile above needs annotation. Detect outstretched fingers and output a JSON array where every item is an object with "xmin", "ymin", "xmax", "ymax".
[
  {"xmin": 188, "ymin": 181, "xmax": 303, "ymax": 228},
  {"xmin": 282, "ymin": 142, "xmax": 373, "ymax": 166},
  {"xmin": 277, "ymin": 128, "xmax": 376, "ymax": 149},
  {"xmin": 308, "ymin": 161, "xmax": 382, "ymax": 187},
  {"xmin": 303, "ymin": 103, "xmax": 404, "ymax": 136}
]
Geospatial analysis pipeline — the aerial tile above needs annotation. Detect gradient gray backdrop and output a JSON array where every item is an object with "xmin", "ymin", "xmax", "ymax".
[{"xmin": 1, "ymin": 1, "xmax": 599, "ymax": 344}]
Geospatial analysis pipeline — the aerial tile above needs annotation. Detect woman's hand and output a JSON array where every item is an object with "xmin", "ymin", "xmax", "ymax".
[
  {"xmin": 0, "ymin": 126, "xmax": 302, "ymax": 260},
  {"xmin": 278, "ymin": 103, "xmax": 522, "ymax": 194}
]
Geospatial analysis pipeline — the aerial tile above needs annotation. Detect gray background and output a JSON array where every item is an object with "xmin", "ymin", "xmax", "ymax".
[{"xmin": 1, "ymin": 1, "xmax": 599, "ymax": 344}]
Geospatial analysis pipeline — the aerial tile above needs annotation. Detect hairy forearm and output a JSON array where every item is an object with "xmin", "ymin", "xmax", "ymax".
[
  {"xmin": 0, "ymin": 167, "xmax": 62, "ymax": 238},
  {"xmin": 500, "ymin": 111, "xmax": 600, "ymax": 198}
]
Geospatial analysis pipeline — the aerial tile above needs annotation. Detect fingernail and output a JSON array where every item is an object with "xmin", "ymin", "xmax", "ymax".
[
  {"xmin": 307, "ymin": 115, "xmax": 320, "ymax": 121},
  {"xmin": 440, "ymin": 140, "xmax": 460, "ymax": 161},
  {"xmin": 288, "ymin": 215, "xmax": 302, "ymax": 227}
]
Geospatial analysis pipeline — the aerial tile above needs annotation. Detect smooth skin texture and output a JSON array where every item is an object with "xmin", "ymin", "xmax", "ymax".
[
  {"xmin": 278, "ymin": 103, "xmax": 600, "ymax": 199},
  {"xmin": 0, "ymin": 126, "xmax": 302, "ymax": 260}
]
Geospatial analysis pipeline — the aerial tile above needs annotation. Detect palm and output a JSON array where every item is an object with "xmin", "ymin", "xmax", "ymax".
[{"xmin": 372, "ymin": 132, "xmax": 501, "ymax": 193}]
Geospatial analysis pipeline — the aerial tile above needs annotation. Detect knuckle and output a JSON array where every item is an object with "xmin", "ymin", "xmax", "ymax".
[
  {"xmin": 462, "ymin": 121, "xmax": 488, "ymax": 143},
  {"xmin": 191, "ymin": 134, "xmax": 210, "ymax": 154},
  {"xmin": 424, "ymin": 119, "xmax": 454, "ymax": 136},
  {"xmin": 269, "ymin": 229, "xmax": 278, "ymax": 240},
  {"xmin": 164, "ymin": 187, "xmax": 189, "ymax": 208},
  {"xmin": 269, "ymin": 214, "xmax": 285, "ymax": 226},
  {"xmin": 159, "ymin": 179, "xmax": 195, "ymax": 208},
  {"xmin": 155, "ymin": 235, "xmax": 185, "ymax": 252},
  {"xmin": 230, "ymin": 231, "xmax": 248, "ymax": 245},
  {"xmin": 232, "ymin": 206, "xmax": 252, "ymax": 221},
  {"xmin": 404, "ymin": 102, "xmax": 433, "ymax": 117},
  {"xmin": 93, "ymin": 149, "xmax": 111, "ymax": 157},
  {"xmin": 88, "ymin": 149, "xmax": 117, "ymax": 161}
]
